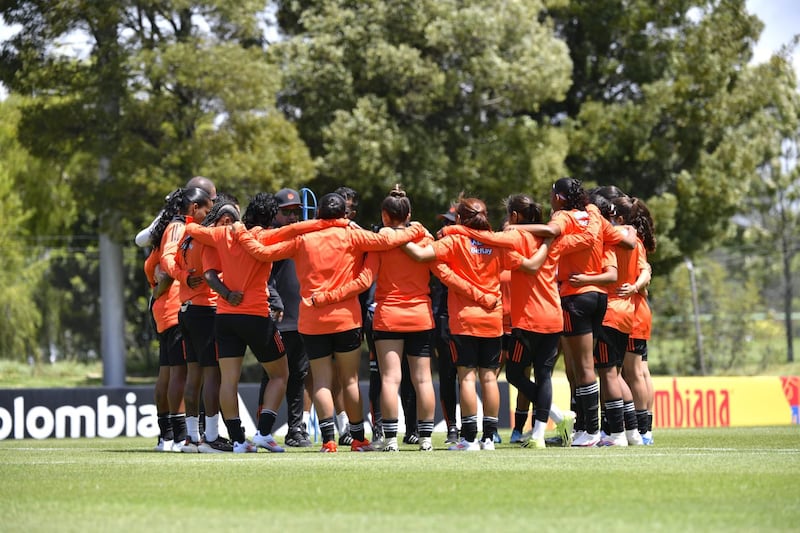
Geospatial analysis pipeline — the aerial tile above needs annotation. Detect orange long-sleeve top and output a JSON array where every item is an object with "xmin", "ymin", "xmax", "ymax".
[
  {"xmin": 144, "ymin": 245, "xmax": 181, "ymax": 333},
  {"xmin": 553, "ymin": 204, "xmax": 625, "ymax": 297},
  {"xmin": 176, "ymin": 235, "xmax": 217, "ymax": 307},
  {"xmin": 185, "ymin": 219, "xmax": 340, "ymax": 317},
  {"xmin": 602, "ymin": 226, "xmax": 639, "ymax": 334},
  {"xmin": 631, "ymin": 241, "xmax": 652, "ymax": 340},
  {"xmin": 236, "ymin": 222, "xmax": 426, "ymax": 335},
  {"xmin": 501, "ymin": 230, "xmax": 564, "ymax": 334},
  {"xmin": 429, "ymin": 233, "xmax": 511, "ymax": 338}
]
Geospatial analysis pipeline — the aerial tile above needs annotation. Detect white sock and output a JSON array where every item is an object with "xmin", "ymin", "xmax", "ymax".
[
  {"xmin": 186, "ymin": 416, "xmax": 200, "ymax": 442},
  {"xmin": 549, "ymin": 404, "xmax": 564, "ymax": 424},
  {"xmin": 532, "ymin": 420, "xmax": 547, "ymax": 441},
  {"xmin": 336, "ymin": 411, "xmax": 350, "ymax": 435},
  {"xmin": 302, "ymin": 410, "xmax": 310, "ymax": 428},
  {"xmin": 205, "ymin": 414, "xmax": 219, "ymax": 441}
]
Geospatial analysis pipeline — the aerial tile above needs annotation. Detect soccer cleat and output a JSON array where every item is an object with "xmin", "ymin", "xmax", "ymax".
[
  {"xmin": 492, "ymin": 431, "xmax": 502, "ymax": 444},
  {"xmin": 382, "ymin": 437, "xmax": 399, "ymax": 452},
  {"xmin": 371, "ymin": 436, "xmax": 387, "ymax": 451},
  {"xmin": 509, "ymin": 429, "xmax": 524, "ymax": 444},
  {"xmin": 571, "ymin": 431, "xmax": 601, "ymax": 447},
  {"xmin": 598, "ymin": 432, "xmax": 628, "ymax": 447},
  {"xmin": 180, "ymin": 438, "xmax": 200, "ymax": 453},
  {"xmin": 285, "ymin": 428, "xmax": 312, "ymax": 448},
  {"xmin": 480, "ymin": 438, "xmax": 496, "ymax": 451},
  {"xmin": 641, "ymin": 431, "xmax": 654, "ymax": 445},
  {"xmin": 544, "ymin": 436, "xmax": 564, "ymax": 447},
  {"xmin": 153, "ymin": 438, "xmax": 173, "ymax": 452},
  {"xmin": 253, "ymin": 432, "xmax": 285, "ymax": 453},
  {"xmin": 198, "ymin": 436, "xmax": 233, "ymax": 453},
  {"xmin": 448, "ymin": 437, "xmax": 480, "ymax": 451},
  {"xmin": 350, "ymin": 439, "xmax": 375, "ymax": 452},
  {"xmin": 170, "ymin": 440, "xmax": 184, "ymax": 453},
  {"xmin": 445, "ymin": 426, "xmax": 459, "ymax": 444},
  {"xmin": 556, "ymin": 411, "xmax": 576, "ymax": 447},
  {"xmin": 402, "ymin": 433, "xmax": 419, "ymax": 445},
  {"xmin": 419, "ymin": 437, "xmax": 433, "ymax": 451},
  {"xmin": 338, "ymin": 432, "xmax": 354, "ymax": 446},
  {"xmin": 626, "ymin": 429, "xmax": 644, "ymax": 446},
  {"xmin": 320, "ymin": 440, "xmax": 338, "ymax": 453},
  {"xmin": 522, "ymin": 436, "xmax": 546, "ymax": 449},
  {"xmin": 233, "ymin": 440, "xmax": 257, "ymax": 453}
]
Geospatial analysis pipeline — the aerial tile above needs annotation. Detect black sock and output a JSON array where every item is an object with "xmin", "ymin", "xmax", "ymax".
[
  {"xmin": 605, "ymin": 399, "xmax": 624, "ymax": 434},
  {"xmin": 158, "ymin": 413, "xmax": 173, "ymax": 441},
  {"xmin": 623, "ymin": 401, "xmax": 638, "ymax": 431},
  {"xmin": 383, "ymin": 418, "xmax": 399, "ymax": 439},
  {"xmin": 481, "ymin": 416, "xmax": 498, "ymax": 442},
  {"xmin": 224, "ymin": 417, "xmax": 245, "ymax": 444},
  {"xmin": 170, "ymin": 413, "xmax": 187, "ymax": 443},
  {"xmin": 258, "ymin": 409, "xmax": 277, "ymax": 436},
  {"xmin": 350, "ymin": 420, "xmax": 365, "ymax": 441},
  {"xmin": 513, "ymin": 409, "xmax": 529, "ymax": 432},
  {"xmin": 647, "ymin": 411, "xmax": 653, "ymax": 433},
  {"xmin": 319, "ymin": 417, "xmax": 336, "ymax": 443},
  {"xmin": 418, "ymin": 420, "xmax": 434, "ymax": 438},
  {"xmin": 636, "ymin": 410, "xmax": 649, "ymax": 434},
  {"xmin": 461, "ymin": 415, "xmax": 478, "ymax": 442},
  {"xmin": 576, "ymin": 382, "xmax": 600, "ymax": 434}
]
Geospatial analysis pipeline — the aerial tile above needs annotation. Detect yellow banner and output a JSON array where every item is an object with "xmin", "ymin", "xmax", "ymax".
[{"xmin": 510, "ymin": 375, "xmax": 799, "ymax": 429}]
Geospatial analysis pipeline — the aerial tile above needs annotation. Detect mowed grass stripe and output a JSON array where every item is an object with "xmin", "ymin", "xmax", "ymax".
[{"xmin": 0, "ymin": 426, "xmax": 797, "ymax": 532}]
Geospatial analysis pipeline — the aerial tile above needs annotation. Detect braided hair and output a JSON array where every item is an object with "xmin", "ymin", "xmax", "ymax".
[
  {"xmin": 180, "ymin": 194, "xmax": 241, "ymax": 259},
  {"xmin": 587, "ymin": 188, "xmax": 617, "ymax": 220},
  {"xmin": 552, "ymin": 177, "xmax": 588, "ymax": 211},
  {"xmin": 151, "ymin": 187, "xmax": 211, "ymax": 248},
  {"xmin": 613, "ymin": 196, "xmax": 656, "ymax": 252}
]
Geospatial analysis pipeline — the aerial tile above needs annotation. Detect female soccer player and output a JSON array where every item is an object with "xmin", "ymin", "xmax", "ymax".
[
  {"xmin": 234, "ymin": 192, "xmax": 426, "ymax": 452},
  {"xmin": 145, "ymin": 187, "xmax": 213, "ymax": 451}
]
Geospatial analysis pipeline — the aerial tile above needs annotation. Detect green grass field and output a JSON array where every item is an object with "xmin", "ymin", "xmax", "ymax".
[{"xmin": 1, "ymin": 427, "xmax": 798, "ymax": 532}]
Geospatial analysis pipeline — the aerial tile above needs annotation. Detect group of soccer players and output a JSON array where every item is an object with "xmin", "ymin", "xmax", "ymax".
[{"xmin": 141, "ymin": 174, "xmax": 655, "ymax": 453}]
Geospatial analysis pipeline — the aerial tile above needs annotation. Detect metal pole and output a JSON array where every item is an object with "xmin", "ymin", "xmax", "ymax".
[{"xmin": 685, "ymin": 257, "xmax": 706, "ymax": 375}]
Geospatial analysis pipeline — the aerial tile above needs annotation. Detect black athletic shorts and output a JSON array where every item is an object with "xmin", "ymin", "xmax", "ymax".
[
  {"xmin": 451, "ymin": 334, "xmax": 502, "ymax": 369},
  {"xmin": 511, "ymin": 328, "xmax": 560, "ymax": 369},
  {"xmin": 159, "ymin": 325, "xmax": 185, "ymax": 367},
  {"xmin": 372, "ymin": 329, "xmax": 434, "ymax": 358},
  {"xmin": 594, "ymin": 325, "xmax": 629, "ymax": 369},
  {"xmin": 215, "ymin": 314, "xmax": 285, "ymax": 363},
  {"xmin": 302, "ymin": 328, "xmax": 362, "ymax": 360},
  {"xmin": 627, "ymin": 337, "xmax": 648, "ymax": 361},
  {"xmin": 179, "ymin": 304, "xmax": 218, "ymax": 367},
  {"xmin": 561, "ymin": 292, "xmax": 608, "ymax": 338}
]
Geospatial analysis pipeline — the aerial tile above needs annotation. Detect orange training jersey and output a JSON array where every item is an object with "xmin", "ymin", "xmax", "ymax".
[
  {"xmin": 186, "ymin": 224, "xmax": 271, "ymax": 317},
  {"xmin": 176, "ymin": 235, "xmax": 217, "ymax": 306},
  {"xmin": 631, "ymin": 240, "xmax": 652, "ymax": 340},
  {"xmin": 369, "ymin": 232, "xmax": 435, "ymax": 332},
  {"xmin": 550, "ymin": 208, "xmax": 601, "ymax": 297},
  {"xmin": 602, "ymin": 226, "xmax": 638, "ymax": 334},
  {"xmin": 500, "ymin": 230, "xmax": 563, "ymax": 334},
  {"xmin": 144, "ymin": 246, "xmax": 181, "ymax": 333},
  {"xmin": 431, "ymin": 234, "xmax": 504, "ymax": 337},
  {"xmin": 237, "ymin": 223, "xmax": 425, "ymax": 335}
]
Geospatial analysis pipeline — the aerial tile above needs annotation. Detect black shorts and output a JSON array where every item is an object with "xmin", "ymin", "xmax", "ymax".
[
  {"xmin": 179, "ymin": 304, "xmax": 218, "ymax": 367},
  {"xmin": 159, "ymin": 325, "xmax": 185, "ymax": 367},
  {"xmin": 511, "ymin": 328, "xmax": 560, "ymax": 369},
  {"xmin": 627, "ymin": 337, "xmax": 649, "ymax": 361},
  {"xmin": 594, "ymin": 325, "xmax": 629, "ymax": 369},
  {"xmin": 302, "ymin": 328, "xmax": 362, "ymax": 360},
  {"xmin": 451, "ymin": 335, "xmax": 502, "ymax": 369},
  {"xmin": 373, "ymin": 329, "xmax": 434, "ymax": 358},
  {"xmin": 561, "ymin": 292, "xmax": 608, "ymax": 337},
  {"xmin": 215, "ymin": 314, "xmax": 285, "ymax": 363}
]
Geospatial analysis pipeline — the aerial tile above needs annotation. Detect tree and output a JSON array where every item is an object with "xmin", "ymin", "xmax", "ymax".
[
  {"xmin": 0, "ymin": 2, "xmax": 314, "ymax": 376},
  {"xmin": 546, "ymin": 0, "xmax": 795, "ymax": 272},
  {"xmin": 272, "ymin": 0, "xmax": 573, "ymax": 226}
]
